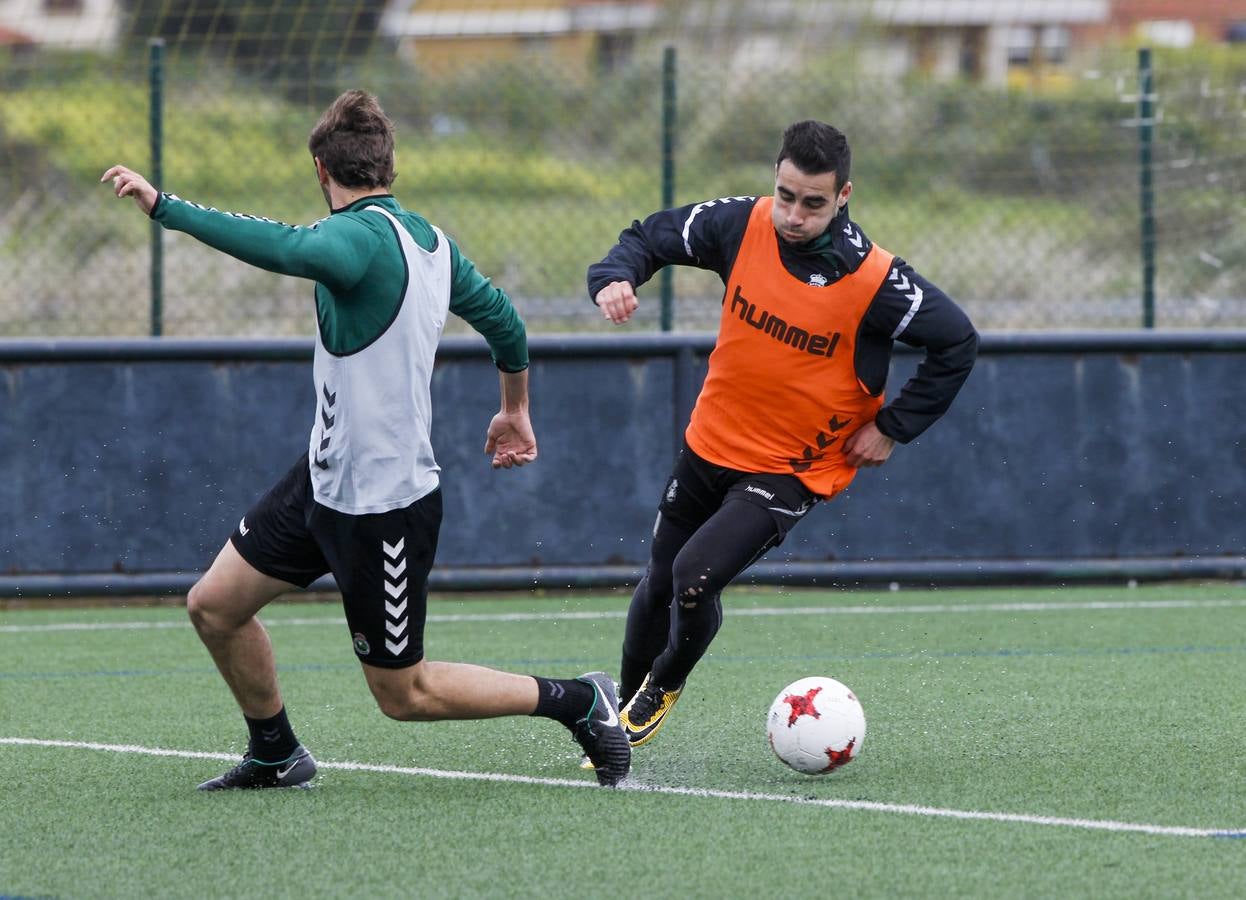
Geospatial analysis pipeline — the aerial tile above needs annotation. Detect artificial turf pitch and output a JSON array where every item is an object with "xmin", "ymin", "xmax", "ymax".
[{"xmin": 3, "ymin": 582, "xmax": 1246, "ymax": 898}]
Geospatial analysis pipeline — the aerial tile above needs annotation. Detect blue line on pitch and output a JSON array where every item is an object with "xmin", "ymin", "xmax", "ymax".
[
  {"xmin": 483, "ymin": 645, "xmax": 1246, "ymax": 668},
  {"xmin": 0, "ymin": 662, "xmax": 357, "ymax": 680},
  {"xmin": 491, "ymin": 645, "xmax": 1246, "ymax": 667},
  {"xmin": 709, "ymin": 644, "xmax": 1246, "ymax": 665},
  {"xmin": 7, "ymin": 644, "xmax": 1246, "ymax": 681}
]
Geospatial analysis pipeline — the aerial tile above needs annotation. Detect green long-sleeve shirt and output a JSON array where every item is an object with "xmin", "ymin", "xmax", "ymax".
[{"xmin": 152, "ymin": 192, "xmax": 528, "ymax": 369}]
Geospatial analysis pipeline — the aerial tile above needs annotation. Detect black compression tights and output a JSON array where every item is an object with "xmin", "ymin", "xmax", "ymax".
[{"xmin": 620, "ymin": 500, "xmax": 781, "ymax": 704}]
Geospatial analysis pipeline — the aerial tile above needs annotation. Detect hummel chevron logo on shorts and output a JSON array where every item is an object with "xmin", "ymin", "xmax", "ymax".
[{"xmin": 382, "ymin": 538, "xmax": 408, "ymax": 656}]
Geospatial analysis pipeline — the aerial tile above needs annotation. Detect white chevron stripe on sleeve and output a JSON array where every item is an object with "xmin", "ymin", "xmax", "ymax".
[
  {"xmin": 888, "ymin": 267, "xmax": 924, "ymax": 339},
  {"xmin": 680, "ymin": 196, "xmax": 753, "ymax": 258}
]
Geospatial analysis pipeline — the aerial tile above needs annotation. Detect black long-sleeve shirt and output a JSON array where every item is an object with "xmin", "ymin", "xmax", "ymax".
[{"xmin": 587, "ymin": 197, "xmax": 978, "ymax": 443}]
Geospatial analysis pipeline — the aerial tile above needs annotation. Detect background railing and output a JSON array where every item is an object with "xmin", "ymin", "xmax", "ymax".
[
  {"xmin": 0, "ymin": 1, "xmax": 1243, "ymax": 338},
  {"xmin": 3, "ymin": 332, "xmax": 1245, "ymax": 597}
]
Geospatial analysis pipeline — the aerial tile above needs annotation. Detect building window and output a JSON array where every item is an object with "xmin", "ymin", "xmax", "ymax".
[
  {"xmin": 595, "ymin": 32, "xmax": 635, "ymax": 74},
  {"xmin": 959, "ymin": 26, "xmax": 985, "ymax": 79},
  {"xmin": 1040, "ymin": 26, "xmax": 1069, "ymax": 65},
  {"xmin": 1005, "ymin": 26, "xmax": 1036, "ymax": 67},
  {"xmin": 43, "ymin": 0, "xmax": 84, "ymax": 13}
]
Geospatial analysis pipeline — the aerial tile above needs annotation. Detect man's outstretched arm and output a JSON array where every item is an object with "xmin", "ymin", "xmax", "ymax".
[
  {"xmin": 101, "ymin": 164, "xmax": 372, "ymax": 293},
  {"xmin": 586, "ymin": 197, "xmax": 754, "ymax": 325}
]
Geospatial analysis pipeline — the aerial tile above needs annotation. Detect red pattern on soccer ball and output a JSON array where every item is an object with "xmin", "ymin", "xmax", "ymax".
[
  {"xmin": 783, "ymin": 686, "xmax": 823, "ymax": 726},
  {"xmin": 820, "ymin": 737, "xmax": 857, "ymax": 772}
]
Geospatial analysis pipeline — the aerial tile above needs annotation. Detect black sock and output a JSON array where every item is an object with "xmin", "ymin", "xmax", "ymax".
[
  {"xmin": 244, "ymin": 707, "xmax": 300, "ymax": 763},
  {"xmin": 530, "ymin": 676, "xmax": 597, "ymax": 728}
]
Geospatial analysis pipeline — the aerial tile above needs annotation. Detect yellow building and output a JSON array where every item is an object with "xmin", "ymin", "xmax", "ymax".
[{"xmin": 381, "ymin": 0, "xmax": 662, "ymax": 76}]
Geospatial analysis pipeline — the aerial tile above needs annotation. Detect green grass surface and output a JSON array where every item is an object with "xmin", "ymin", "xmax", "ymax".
[{"xmin": 3, "ymin": 583, "xmax": 1246, "ymax": 898}]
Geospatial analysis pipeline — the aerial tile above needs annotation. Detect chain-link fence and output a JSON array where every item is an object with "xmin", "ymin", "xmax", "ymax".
[{"xmin": 0, "ymin": 0, "xmax": 1243, "ymax": 337}]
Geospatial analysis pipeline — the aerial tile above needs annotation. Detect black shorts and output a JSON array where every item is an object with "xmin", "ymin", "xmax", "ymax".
[
  {"xmin": 230, "ymin": 454, "xmax": 441, "ymax": 669},
  {"xmin": 658, "ymin": 440, "xmax": 818, "ymax": 543}
]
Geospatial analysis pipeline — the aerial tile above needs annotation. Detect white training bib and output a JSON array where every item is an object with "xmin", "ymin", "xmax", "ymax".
[{"xmin": 308, "ymin": 207, "xmax": 451, "ymax": 514}]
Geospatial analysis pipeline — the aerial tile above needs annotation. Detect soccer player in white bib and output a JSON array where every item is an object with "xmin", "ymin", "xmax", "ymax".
[{"xmin": 102, "ymin": 90, "xmax": 629, "ymax": 788}]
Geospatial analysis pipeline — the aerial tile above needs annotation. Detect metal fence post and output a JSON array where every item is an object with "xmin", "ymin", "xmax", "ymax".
[
  {"xmin": 149, "ymin": 38, "xmax": 165, "ymax": 337},
  {"xmin": 1137, "ymin": 47, "xmax": 1156, "ymax": 329},
  {"xmin": 660, "ymin": 45, "xmax": 677, "ymax": 332}
]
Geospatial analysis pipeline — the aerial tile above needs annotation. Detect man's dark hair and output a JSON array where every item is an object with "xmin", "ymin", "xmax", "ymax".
[
  {"xmin": 308, "ymin": 90, "xmax": 396, "ymax": 189},
  {"xmin": 776, "ymin": 120, "xmax": 851, "ymax": 188}
]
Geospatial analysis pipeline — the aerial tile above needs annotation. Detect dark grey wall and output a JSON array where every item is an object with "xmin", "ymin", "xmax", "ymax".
[{"xmin": 2, "ymin": 333, "xmax": 1244, "ymax": 594}]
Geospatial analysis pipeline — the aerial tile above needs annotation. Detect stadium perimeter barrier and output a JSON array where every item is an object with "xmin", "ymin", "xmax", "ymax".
[{"xmin": 2, "ymin": 331, "xmax": 1244, "ymax": 599}]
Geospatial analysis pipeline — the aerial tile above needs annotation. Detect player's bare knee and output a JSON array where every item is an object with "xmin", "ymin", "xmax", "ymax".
[
  {"xmin": 367, "ymin": 678, "xmax": 415, "ymax": 720},
  {"xmin": 369, "ymin": 669, "xmax": 437, "ymax": 721},
  {"xmin": 375, "ymin": 692, "xmax": 440, "ymax": 722},
  {"xmin": 186, "ymin": 580, "xmax": 225, "ymax": 636},
  {"xmin": 373, "ymin": 693, "xmax": 420, "ymax": 721}
]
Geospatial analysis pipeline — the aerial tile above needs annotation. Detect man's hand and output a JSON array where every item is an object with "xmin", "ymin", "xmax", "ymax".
[
  {"xmin": 843, "ymin": 420, "xmax": 895, "ymax": 468},
  {"xmin": 484, "ymin": 410, "xmax": 537, "ymax": 469},
  {"xmin": 100, "ymin": 165, "xmax": 159, "ymax": 215},
  {"xmin": 595, "ymin": 281, "xmax": 639, "ymax": 325},
  {"xmin": 486, "ymin": 369, "xmax": 537, "ymax": 469}
]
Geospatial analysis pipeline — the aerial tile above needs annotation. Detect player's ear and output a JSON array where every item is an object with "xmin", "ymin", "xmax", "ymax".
[{"xmin": 837, "ymin": 180, "xmax": 853, "ymax": 210}]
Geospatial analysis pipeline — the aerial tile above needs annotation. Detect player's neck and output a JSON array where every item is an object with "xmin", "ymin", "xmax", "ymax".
[{"xmin": 328, "ymin": 185, "xmax": 390, "ymax": 211}]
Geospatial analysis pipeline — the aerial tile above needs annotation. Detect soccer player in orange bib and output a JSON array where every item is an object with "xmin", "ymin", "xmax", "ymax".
[{"xmin": 589, "ymin": 120, "xmax": 979, "ymax": 749}]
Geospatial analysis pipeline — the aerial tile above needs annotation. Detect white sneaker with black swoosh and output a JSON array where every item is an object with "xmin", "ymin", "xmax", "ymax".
[
  {"xmin": 197, "ymin": 745, "xmax": 317, "ymax": 791},
  {"xmin": 570, "ymin": 671, "xmax": 630, "ymax": 786}
]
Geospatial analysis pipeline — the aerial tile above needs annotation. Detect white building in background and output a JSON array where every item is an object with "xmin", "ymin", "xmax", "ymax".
[
  {"xmin": 669, "ymin": 0, "xmax": 1113, "ymax": 87},
  {"xmin": 6, "ymin": 0, "xmax": 1235, "ymax": 82},
  {"xmin": 0, "ymin": 0, "xmax": 121, "ymax": 51},
  {"xmin": 867, "ymin": 0, "xmax": 1111, "ymax": 86}
]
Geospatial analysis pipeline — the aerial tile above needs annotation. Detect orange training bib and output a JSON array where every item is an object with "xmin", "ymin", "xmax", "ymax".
[{"xmin": 685, "ymin": 197, "xmax": 894, "ymax": 498}]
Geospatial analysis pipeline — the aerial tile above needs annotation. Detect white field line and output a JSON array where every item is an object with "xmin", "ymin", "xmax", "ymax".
[
  {"xmin": 3, "ymin": 597, "xmax": 1246, "ymax": 634},
  {"xmin": 1, "ymin": 736, "xmax": 1238, "ymax": 840}
]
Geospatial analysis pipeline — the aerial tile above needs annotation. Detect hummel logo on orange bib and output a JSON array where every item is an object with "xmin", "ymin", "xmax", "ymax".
[{"xmin": 684, "ymin": 196, "xmax": 894, "ymax": 498}]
